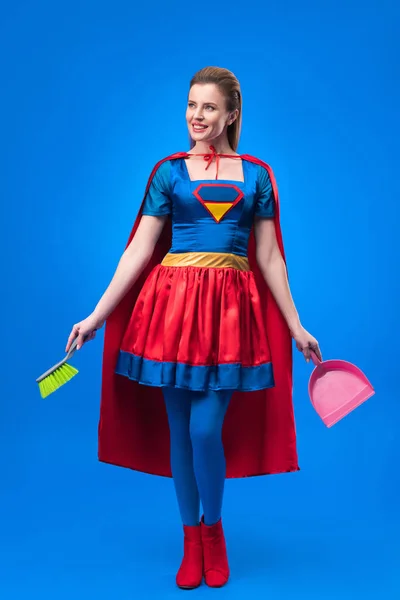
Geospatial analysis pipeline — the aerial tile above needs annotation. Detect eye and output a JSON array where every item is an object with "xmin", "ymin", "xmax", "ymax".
[
  {"xmin": 188, "ymin": 102, "xmax": 195, "ymax": 108},
  {"xmin": 205, "ymin": 105, "xmax": 215, "ymax": 111}
]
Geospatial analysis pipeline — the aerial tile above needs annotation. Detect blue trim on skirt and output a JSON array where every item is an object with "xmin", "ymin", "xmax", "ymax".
[{"xmin": 115, "ymin": 350, "xmax": 275, "ymax": 392}]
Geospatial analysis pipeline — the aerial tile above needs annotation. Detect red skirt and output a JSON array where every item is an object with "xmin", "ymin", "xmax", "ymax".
[{"xmin": 116, "ymin": 256, "xmax": 275, "ymax": 392}]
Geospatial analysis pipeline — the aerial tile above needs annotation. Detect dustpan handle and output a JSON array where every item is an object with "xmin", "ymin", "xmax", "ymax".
[{"xmin": 310, "ymin": 350, "xmax": 321, "ymax": 366}]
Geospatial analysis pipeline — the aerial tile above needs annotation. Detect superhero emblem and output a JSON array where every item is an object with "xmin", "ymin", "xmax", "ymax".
[{"xmin": 193, "ymin": 183, "xmax": 244, "ymax": 223}]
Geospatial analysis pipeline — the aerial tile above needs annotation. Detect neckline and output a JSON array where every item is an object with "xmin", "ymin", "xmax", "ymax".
[{"xmin": 181, "ymin": 156, "xmax": 245, "ymax": 184}]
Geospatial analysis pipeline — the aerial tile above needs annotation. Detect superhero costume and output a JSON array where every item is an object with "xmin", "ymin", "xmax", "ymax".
[{"xmin": 98, "ymin": 147, "xmax": 299, "ymax": 479}]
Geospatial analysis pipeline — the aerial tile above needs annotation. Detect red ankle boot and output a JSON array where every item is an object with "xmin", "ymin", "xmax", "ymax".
[
  {"xmin": 176, "ymin": 524, "xmax": 203, "ymax": 589},
  {"xmin": 201, "ymin": 516, "xmax": 230, "ymax": 587}
]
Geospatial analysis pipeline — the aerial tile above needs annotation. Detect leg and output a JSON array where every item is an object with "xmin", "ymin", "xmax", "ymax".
[
  {"xmin": 189, "ymin": 389, "xmax": 233, "ymax": 588},
  {"xmin": 162, "ymin": 386, "xmax": 203, "ymax": 589},
  {"xmin": 163, "ymin": 386, "xmax": 200, "ymax": 526},
  {"xmin": 189, "ymin": 389, "xmax": 232, "ymax": 526}
]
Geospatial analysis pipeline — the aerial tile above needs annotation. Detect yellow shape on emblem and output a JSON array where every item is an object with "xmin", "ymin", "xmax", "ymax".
[{"xmin": 204, "ymin": 202, "xmax": 233, "ymax": 222}]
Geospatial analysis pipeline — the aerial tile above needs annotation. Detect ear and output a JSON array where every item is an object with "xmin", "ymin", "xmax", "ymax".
[{"xmin": 227, "ymin": 109, "xmax": 239, "ymax": 126}]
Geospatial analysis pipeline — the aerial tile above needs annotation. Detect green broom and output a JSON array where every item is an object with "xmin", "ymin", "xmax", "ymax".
[{"xmin": 36, "ymin": 337, "xmax": 80, "ymax": 398}]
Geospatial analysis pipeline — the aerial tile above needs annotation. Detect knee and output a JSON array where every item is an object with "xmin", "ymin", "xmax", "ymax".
[{"xmin": 190, "ymin": 418, "xmax": 220, "ymax": 448}]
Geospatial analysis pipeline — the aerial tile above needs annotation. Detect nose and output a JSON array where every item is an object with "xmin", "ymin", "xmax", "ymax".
[{"xmin": 193, "ymin": 107, "xmax": 204, "ymax": 120}]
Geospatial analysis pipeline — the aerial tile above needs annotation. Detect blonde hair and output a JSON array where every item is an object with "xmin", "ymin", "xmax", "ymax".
[{"xmin": 189, "ymin": 66, "xmax": 242, "ymax": 151}]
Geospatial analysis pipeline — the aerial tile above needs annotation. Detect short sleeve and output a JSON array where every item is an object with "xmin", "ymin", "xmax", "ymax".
[
  {"xmin": 141, "ymin": 160, "xmax": 172, "ymax": 216},
  {"xmin": 254, "ymin": 165, "xmax": 275, "ymax": 218}
]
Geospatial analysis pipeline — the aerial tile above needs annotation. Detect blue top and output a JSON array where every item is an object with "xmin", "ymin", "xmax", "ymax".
[{"xmin": 141, "ymin": 158, "xmax": 275, "ymax": 257}]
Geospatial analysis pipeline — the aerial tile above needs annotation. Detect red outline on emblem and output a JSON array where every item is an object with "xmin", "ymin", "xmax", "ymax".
[{"xmin": 193, "ymin": 183, "xmax": 244, "ymax": 223}]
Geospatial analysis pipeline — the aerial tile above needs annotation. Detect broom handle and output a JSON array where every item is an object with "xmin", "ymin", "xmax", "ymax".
[
  {"xmin": 36, "ymin": 338, "xmax": 79, "ymax": 382},
  {"xmin": 66, "ymin": 337, "xmax": 79, "ymax": 358},
  {"xmin": 65, "ymin": 333, "xmax": 93, "ymax": 359}
]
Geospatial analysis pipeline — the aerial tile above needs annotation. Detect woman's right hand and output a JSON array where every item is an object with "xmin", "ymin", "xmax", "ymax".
[{"xmin": 65, "ymin": 314, "xmax": 105, "ymax": 353}]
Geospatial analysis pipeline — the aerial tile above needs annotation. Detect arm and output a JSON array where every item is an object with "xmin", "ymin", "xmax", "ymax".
[
  {"xmin": 254, "ymin": 217, "xmax": 322, "ymax": 361},
  {"xmin": 254, "ymin": 217, "xmax": 301, "ymax": 335},
  {"xmin": 66, "ymin": 160, "xmax": 173, "ymax": 351},
  {"xmin": 66, "ymin": 214, "xmax": 167, "ymax": 351},
  {"xmin": 92, "ymin": 215, "xmax": 167, "ymax": 323}
]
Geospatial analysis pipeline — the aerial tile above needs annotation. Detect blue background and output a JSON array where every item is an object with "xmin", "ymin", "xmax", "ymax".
[{"xmin": 1, "ymin": 0, "xmax": 399, "ymax": 597}]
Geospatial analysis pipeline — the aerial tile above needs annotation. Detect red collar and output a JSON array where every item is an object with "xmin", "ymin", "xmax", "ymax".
[{"xmin": 185, "ymin": 145, "xmax": 241, "ymax": 179}]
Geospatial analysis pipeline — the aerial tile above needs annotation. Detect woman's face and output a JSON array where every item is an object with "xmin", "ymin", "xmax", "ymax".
[{"xmin": 186, "ymin": 83, "xmax": 236, "ymax": 144}]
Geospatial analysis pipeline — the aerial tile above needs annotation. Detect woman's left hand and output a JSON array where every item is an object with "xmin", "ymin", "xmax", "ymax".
[{"xmin": 291, "ymin": 325, "xmax": 322, "ymax": 363}]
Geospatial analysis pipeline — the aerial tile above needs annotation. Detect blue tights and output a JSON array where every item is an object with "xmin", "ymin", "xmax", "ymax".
[{"xmin": 163, "ymin": 387, "xmax": 232, "ymax": 527}]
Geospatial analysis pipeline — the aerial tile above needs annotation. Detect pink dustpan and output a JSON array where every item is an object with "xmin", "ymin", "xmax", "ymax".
[{"xmin": 308, "ymin": 351, "xmax": 375, "ymax": 427}]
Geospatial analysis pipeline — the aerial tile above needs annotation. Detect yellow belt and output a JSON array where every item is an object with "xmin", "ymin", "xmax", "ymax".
[{"xmin": 161, "ymin": 252, "xmax": 250, "ymax": 271}]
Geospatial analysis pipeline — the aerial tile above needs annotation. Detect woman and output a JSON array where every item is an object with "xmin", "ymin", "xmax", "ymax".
[{"xmin": 66, "ymin": 66, "xmax": 321, "ymax": 589}]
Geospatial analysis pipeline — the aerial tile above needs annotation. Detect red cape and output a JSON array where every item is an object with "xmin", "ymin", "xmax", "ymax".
[{"xmin": 97, "ymin": 152, "xmax": 299, "ymax": 478}]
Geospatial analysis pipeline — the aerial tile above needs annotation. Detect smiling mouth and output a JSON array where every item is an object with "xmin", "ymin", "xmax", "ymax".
[{"xmin": 192, "ymin": 124, "xmax": 208, "ymax": 132}]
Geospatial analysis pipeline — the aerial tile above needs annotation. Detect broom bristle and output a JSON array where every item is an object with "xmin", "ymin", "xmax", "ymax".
[{"xmin": 39, "ymin": 363, "xmax": 79, "ymax": 398}]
